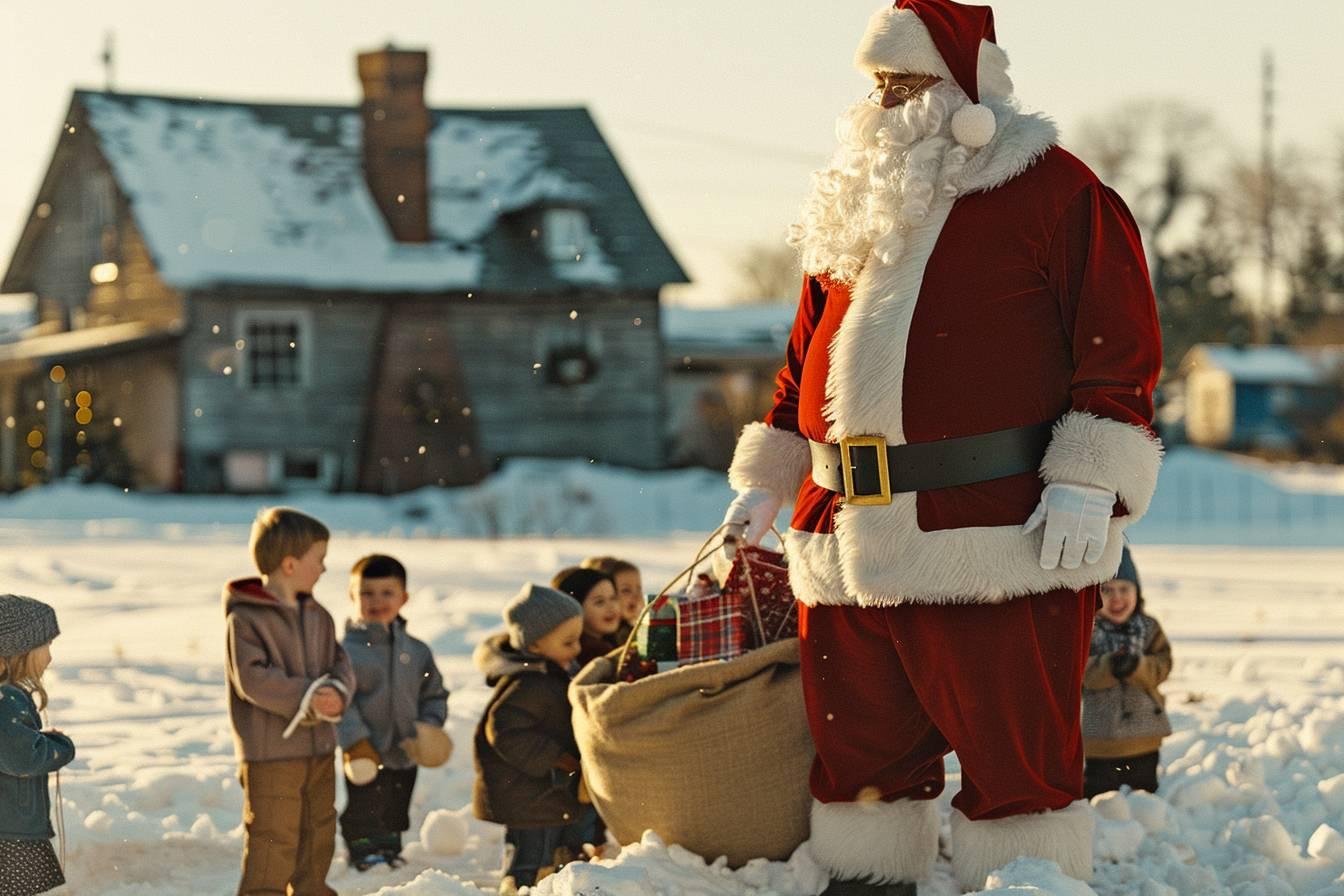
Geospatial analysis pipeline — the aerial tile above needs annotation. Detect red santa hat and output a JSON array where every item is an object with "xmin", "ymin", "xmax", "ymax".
[{"xmin": 854, "ymin": 0, "xmax": 1012, "ymax": 149}]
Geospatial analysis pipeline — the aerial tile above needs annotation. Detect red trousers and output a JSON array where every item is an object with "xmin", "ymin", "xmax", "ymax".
[{"xmin": 799, "ymin": 587, "xmax": 1095, "ymax": 820}]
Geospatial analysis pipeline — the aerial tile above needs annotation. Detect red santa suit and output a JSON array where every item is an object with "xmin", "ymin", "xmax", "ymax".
[{"xmin": 724, "ymin": 1, "xmax": 1163, "ymax": 890}]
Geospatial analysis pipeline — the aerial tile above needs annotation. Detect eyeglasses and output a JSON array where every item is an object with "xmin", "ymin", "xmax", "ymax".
[{"xmin": 867, "ymin": 73, "xmax": 938, "ymax": 107}]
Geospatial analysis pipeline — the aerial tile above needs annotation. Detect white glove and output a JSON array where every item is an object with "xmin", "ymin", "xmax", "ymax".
[
  {"xmin": 721, "ymin": 487, "xmax": 782, "ymax": 547},
  {"xmin": 1022, "ymin": 482, "xmax": 1116, "ymax": 570},
  {"xmin": 714, "ymin": 488, "xmax": 781, "ymax": 584}
]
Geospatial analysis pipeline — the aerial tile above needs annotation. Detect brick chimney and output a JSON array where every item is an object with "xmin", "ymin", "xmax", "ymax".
[{"xmin": 357, "ymin": 45, "xmax": 431, "ymax": 243}]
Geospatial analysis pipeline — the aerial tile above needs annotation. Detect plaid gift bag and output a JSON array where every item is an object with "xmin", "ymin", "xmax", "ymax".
[
  {"xmin": 722, "ymin": 544, "xmax": 798, "ymax": 647},
  {"xmin": 676, "ymin": 573, "xmax": 754, "ymax": 665}
]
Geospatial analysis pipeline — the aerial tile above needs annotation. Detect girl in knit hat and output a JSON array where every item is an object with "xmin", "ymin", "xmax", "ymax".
[
  {"xmin": 0, "ymin": 594, "xmax": 74, "ymax": 896},
  {"xmin": 551, "ymin": 567, "xmax": 622, "ymax": 668},
  {"xmin": 1081, "ymin": 547, "xmax": 1173, "ymax": 798}
]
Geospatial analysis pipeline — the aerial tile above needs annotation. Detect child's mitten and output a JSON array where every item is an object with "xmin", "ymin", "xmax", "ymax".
[
  {"xmin": 400, "ymin": 721, "xmax": 453, "ymax": 768},
  {"xmin": 1110, "ymin": 651, "xmax": 1139, "ymax": 680},
  {"xmin": 344, "ymin": 739, "xmax": 381, "ymax": 785}
]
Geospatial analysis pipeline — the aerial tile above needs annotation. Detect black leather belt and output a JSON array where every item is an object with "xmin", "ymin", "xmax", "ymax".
[{"xmin": 809, "ymin": 420, "xmax": 1055, "ymax": 505}]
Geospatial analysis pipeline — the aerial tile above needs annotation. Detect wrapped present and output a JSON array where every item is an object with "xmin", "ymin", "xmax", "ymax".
[
  {"xmin": 677, "ymin": 573, "xmax": 754, "ymax": 665},
  {"xmin": 722, "ymin": 544, "xmax": 798, "ymax": 647}
]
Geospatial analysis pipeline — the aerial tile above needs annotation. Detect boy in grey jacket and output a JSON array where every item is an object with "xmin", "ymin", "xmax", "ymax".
[{"xmin": 338, "ymin": 555, "xmax": 450, "ymax": 871}]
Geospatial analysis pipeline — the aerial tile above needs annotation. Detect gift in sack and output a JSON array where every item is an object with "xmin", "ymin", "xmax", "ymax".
[
  {"xmin": 676, "ymin": 573, "xmax": 753, "ymax": 665},
  {"xmin": 721, "ymin": 544, "xmax": 797, "ymax": 647}
]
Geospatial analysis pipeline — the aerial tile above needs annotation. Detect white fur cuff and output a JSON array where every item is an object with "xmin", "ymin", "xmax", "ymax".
[
  {"xmin": 951, "ymin": 802, "xmax": 1094, "ymax": 892},
  {"xmin": 727, "ymin": 422, "xmax": 811, "ymax": 504},
  {"xmin": 809, "ymin": 797, "xmax": 939, "ymax": 884},
  {"xmin": 1040, "ymin": 411, "xmax": 1164, "ymax": 520}
]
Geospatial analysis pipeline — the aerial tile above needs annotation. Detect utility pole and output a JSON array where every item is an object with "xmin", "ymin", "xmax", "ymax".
[
  {"xmin": 1258, "ymin": 49, "xmax": 1275, "ymax": 344},
  {"xmin": 101, "ymin": 31, "xmax": 116, "ymax": 93}
]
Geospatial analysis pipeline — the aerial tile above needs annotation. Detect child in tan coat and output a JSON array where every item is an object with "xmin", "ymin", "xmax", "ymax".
[
  {"xmin": 1081, "ymin": 546, "xmax": 1173, "ymax": 798},
  {"xmin": 224, "ymin": 507, "xmax": 355, "ymax": 896}
]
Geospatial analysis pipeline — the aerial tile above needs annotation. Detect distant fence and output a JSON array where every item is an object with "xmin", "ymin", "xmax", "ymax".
[{"xmin": 1132, "ymin": 448, "xmax": 1344, "ymax": 546}]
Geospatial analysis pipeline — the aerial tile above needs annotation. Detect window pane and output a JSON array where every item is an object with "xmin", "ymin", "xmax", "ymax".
[{"xmin": 243, "ymin": 318, "xmax": 304, "ymax": 389}]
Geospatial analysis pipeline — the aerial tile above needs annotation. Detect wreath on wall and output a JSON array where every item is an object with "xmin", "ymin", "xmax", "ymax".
[
  {"xmin": 546, "ymin": 344, "xmax": 599, "ymax": 386},
  {"xmin": 402, "ymin": 373, "xmax": 450, "ymax": 425}
]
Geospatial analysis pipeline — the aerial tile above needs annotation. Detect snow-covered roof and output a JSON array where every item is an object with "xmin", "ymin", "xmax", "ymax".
[
  {"xmin": 0, "ymin": 320, "xmax": 183, "ymax": 368},
  {"xmin": 12, "ymin": 91, "xmax": 686, "ymax": 294},
  {"xmin": 0, "ymin": 294, "xmax": 36, "ymax": 341},
  {"xmin": 660, "ymin": 303, "xmax": 796, "ymax": 353},
  {"xmin": 1184, "ymin": 344, "xmax": 1344, "ymax": 386}
]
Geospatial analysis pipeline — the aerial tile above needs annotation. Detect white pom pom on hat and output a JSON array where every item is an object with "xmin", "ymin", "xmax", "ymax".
[
  {"xmin": 951, "ymin": 102, "xmax": 997, "ymax": 148},
  {"xmin": 854, "ymin": 0, "xmax": 1013, "ymax": 148}
]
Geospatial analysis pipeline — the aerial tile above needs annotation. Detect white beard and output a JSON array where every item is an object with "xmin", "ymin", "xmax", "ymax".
[{"xmin": 788, "ymin": 82, "xmax": 971, "ymax": 284}]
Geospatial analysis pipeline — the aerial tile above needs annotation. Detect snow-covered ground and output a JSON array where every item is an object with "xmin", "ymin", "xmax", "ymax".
[
  {"xmin": 3, "ymin": 450, "xmax": 1343, "ymax": 895},
  {"xmin": 3, "ymin": 529, "xmax": 1341, "ymax": 896}
]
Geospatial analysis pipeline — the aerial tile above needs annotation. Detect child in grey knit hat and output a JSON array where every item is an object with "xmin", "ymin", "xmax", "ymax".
[
  {"xmin": 0, "ymin": 594, "xmax": 74, "ymax": 895},
  {"xmin": 472, "ymin": 584, "xmax": 598, "ymax": 893}
]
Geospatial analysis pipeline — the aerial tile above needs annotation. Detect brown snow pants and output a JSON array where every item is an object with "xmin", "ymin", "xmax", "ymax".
[{"xmin": 238, "ymin": 756, "xmax": 338, "ymax": 896}]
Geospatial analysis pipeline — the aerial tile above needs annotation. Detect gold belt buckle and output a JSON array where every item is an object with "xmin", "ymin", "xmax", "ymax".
[{"xmin": 838, "ymin": 435, "xmax": 892, "ymax": 505}]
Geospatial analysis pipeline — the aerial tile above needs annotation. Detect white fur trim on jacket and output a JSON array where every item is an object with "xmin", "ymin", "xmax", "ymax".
[
  {"xmin": 784, "ymin": 529, "xmax": 849, "ymax": 607},
  {"xmin": 1040, "ymin": 411, "xmax": 1164, "ymax": 520},
  {"xmin": 950, "ymin": 803, "xmax": 1094, "ymax": 892},
  {"xmin": 853, "ymin": 6, "xmax": 1013, "ymax": 101},
  {"xmin": 727, "ymin": 422, "xmax": 811, "ymax": 504},
  {"xmin": 810, "ymin": 797, "xmax": 939, "ymax": 884},
  {"xmin": 781, "ymin": 111, "xmax": 1135, "ymax": 607}
]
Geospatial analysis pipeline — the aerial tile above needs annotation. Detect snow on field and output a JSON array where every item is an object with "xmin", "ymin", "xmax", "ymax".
[{"xmin": 3, "ymin": 522, "xmax": 1342, "ymax": 896}]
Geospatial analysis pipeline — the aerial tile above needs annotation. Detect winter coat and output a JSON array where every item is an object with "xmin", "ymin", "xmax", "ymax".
[
  {"xmin": 727, "ymin": 112, "xmax": 1163, "ymax": 607},
  {"xmin": 1082, "ymin": 612, "xmax": 1172, "ymax": 759},
  {"xmin": 338, "ymin": 616, "xmax": 448, "ymax": 769},
  {"xmin": 471, "ymin": 633, "xmax": 585, "ymax": 830},
  {"xmin": 577, "ymin": 631, "xmax": 619, "ymax": 669},
  {"xmin": 0, "ymin": 684, "xmax": 75, "ymax": 840},
  {"xmin": 223, "ymin": 578, "xmax": 355, "ymax": 762}
]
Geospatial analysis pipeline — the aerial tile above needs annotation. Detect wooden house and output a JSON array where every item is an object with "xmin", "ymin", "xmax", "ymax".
[
  {"xmin": 1175, "ymin": 343, "xmax": 1344, "ymax": 452},
  {"xmin": 0, "ymin": 47, "xmax": 686, "ymax": 492}
]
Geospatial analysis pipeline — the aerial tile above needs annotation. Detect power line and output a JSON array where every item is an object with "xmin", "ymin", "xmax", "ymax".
[{"xmin": 607, "ymin": 116, "xmax": 829, "ymax": 166}]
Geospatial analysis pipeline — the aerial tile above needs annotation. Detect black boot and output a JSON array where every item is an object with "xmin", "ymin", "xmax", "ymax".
[{"xmin": 822, "ymin": 878, "xmax": 917, "ymax": 896}]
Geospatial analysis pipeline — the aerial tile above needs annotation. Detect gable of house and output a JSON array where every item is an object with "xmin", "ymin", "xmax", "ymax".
[{"xmin": 4, "ymin": 90, "xmax": 686, "ymax": 298}]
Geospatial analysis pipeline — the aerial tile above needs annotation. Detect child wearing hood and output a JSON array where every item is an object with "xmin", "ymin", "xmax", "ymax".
[
  {"xmin": 1081, "ymin": 545, "xmax": 1173, "ymax": 798},
  {"xmin": 472, "ymin": 584, "xmax": 596, "ymax": 894},
  {"xmin": 223, "ymin": 507, "xmax": 354, "ymax": 896}
]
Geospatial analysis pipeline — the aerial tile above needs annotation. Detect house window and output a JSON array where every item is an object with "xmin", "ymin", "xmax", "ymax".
[
  {"xmin": 542, "ymin": 209, "xmax": 592, "ymax": 263},
  {"xmin": 223, "ymin": 448, "xmax": 338, "ymax": 492},
  {"xmin": 235, "ymin": 310, "xmax": 312, "ymax": 390}
]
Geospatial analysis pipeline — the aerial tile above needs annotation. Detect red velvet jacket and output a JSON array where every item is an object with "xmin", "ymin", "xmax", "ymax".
[{"xmin": 728, "ymin": 114, "xmax": 1163, "ymax": 606}]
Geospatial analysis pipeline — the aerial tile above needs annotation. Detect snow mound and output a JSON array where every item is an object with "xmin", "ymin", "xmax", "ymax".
[
  {"xmin": 420, "ymin": 809, "xmax": 470, "ymax": 857},
  {"xmin": 534, "ymin": 831, "xmax": 828, "ymax": 896},
  {"xmin": 976, "ymin": 858, "xmax": 1097, "ymax": 895},
  {"xmin": 365, "ymin": 868, "xmax": 486, "ymax": 894}
]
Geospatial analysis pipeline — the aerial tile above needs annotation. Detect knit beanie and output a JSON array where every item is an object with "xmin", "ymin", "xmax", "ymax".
[
  {"xmin": 552, "ymin": 567, "xmax": 614, "ymax": 604},
  {"xmin": 504, "ymin": 583, "xmax": 582, "ymax": 651},
  {"xmin": 1112, "ymin": 546, "xmax": 1143, "ymax": 606},
  {"xmin": 0, "ymin": 595, "xmax": 60, "ymax": 657}
]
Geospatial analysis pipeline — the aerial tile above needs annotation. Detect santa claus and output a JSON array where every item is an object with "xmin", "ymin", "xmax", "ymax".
[{"xmin": 720, "ymin": 1, "xmax": 1163, "ymax": 893}]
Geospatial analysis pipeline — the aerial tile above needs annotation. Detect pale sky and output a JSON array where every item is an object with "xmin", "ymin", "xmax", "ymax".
[{"xmin": 3, "ymin": 0, "xmax": 1342, "ymax": 306}]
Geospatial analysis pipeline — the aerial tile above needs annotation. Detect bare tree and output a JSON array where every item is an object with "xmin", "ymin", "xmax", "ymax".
[{"xmin": 734, "ymin": 241, "xmax": 801, "ymax": 303}]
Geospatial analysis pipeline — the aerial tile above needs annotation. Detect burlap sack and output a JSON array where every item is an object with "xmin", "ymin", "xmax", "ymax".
[{"xmin": 569, "ymin": 637, "xmax": 814, "ymax": 867}]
